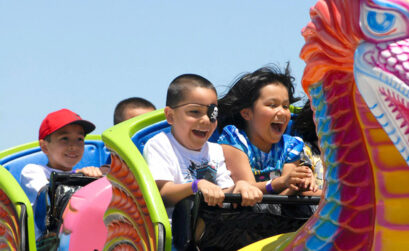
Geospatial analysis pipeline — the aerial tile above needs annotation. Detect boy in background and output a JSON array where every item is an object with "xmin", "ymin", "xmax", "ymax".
[{"xmin": 113, "ymin": 97, "xmax": 156, "ymax": 125}]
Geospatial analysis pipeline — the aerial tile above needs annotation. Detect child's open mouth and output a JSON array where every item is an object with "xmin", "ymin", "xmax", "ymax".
[
  {"xmin": 192, "ymin": 129, "xmax": 208, "ymax": 138},
  {"xmin": 271, "ymin": 122, "xmax": 283, "ymax": 133}
]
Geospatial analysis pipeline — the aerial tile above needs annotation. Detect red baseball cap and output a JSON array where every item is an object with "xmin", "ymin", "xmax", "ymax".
[{"xmin": 39, "ymin": 109, "xmax": 96, "ymax": 140}]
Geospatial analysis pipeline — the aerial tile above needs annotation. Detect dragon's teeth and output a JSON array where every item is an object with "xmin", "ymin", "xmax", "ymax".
[
  {"xmin": 388, "ymin": 57, "xmax": 397, "ymax": 66},
  {"xmin": 381, "ymin": 50, "xmax": 392, "ymax": 58},
  {"xmin": 398, "ymin": 54, "xmax": 409, "ymax": 61},
  {"xmin": 391, "ymin": 46, "xmax": 403, "ymax": 54}
]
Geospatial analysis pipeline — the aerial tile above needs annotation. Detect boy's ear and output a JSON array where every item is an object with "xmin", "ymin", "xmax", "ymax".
[
  {"xmin": 39, "ymin": 139, "xmax": 49, "ymax": 155},
  {"xmin": 164, "ymin": 106, "xmax": 174, "ymax": 125},
  {"xmin": 240, "ymin": 108, "xmax": 252, "ymax": 121}
]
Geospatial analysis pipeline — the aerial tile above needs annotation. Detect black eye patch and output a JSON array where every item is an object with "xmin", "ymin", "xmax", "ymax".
[{"xmin": 207, "ymin": 104, "xmax": 218, "ymax": 123}]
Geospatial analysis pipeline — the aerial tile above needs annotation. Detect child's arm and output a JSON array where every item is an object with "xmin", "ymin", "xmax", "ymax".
[
  {"xmin": 222, "ymin": 145, "xmax": 311, "ymax": 194},
  {"xmin": 156, "ymin": 179, "xmax": 225, "ymax": 207},
  {"xmin": 222, "ymin": 144, "xmax": 257, "ymax": 183},
  {"xmin": 222, "ymin": 144, "xmax": 270, "ymax": 193}
]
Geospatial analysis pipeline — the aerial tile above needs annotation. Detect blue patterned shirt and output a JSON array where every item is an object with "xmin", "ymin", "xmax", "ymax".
[{"xmin": 218, "ymin": 125, "xmax": 304, "ymax": 181}]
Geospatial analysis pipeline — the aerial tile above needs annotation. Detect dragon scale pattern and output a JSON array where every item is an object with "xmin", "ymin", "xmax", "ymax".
[
  {"xmin": 287, "ymin": 75, "xmax": 376, "ymax": 251},
  {"xmin": 0, "ymin": 190, "xmax": 19, "ymax": 251},
  {"xmin": 104, "ymin": 154, "xmax": 156, "ymax": 251},
  {"xmin": 355, "ymin": 79, "xmax": 409, "ymax": 249}
]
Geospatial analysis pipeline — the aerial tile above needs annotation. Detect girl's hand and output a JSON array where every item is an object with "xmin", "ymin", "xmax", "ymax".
[
  {"xmin": 197, "ymin": 179, "xmax": 225, "ymax": 207},
  {"xmin": 232, "ymin": 180, "xmax": 263, "ymax": 207},
  {"xmin": 76, "ymin": 166, "xmax": 103, "ymax": 177},
  {"xmin": 298, "ymin": 167, "xmax": 311, "ymax": 189},
  {"xmin": 283, "ymin": 166, "xmax": 312, "ymax": 190},
  {"xmin": 305, "ymin": 172, "xmax": 319, "ymax": 192}
]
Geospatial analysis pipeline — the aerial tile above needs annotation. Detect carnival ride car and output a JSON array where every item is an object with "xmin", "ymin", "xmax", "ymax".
[
  {"xmin": 0, "ymin": 136, "xmax": 110, "ymax": 250},
  {"xmin": 0, "ymin": 109, "xmax": 320, "ymax": 251}
]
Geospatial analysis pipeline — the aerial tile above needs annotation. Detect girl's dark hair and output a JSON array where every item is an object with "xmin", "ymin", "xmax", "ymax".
[
  {"xmin": 292, "ymin": 100, "xmax": 320, "ymax": 154},
  {"xmin": 218, "ymin": 63, "xmax": 300, "ymax": 131},
  {"xmin": 292, "ymin": 100, "xmax": 318, "ymax": 142},
  {"xmin": 166, "ymin": 74, "xmax": 216, "ymax": 107}
]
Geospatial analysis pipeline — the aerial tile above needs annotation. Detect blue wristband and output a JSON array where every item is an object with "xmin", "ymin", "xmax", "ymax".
[
  {"xmin": 266, "ymin": 180, "xmax": 275, "ymax": 194},
  {"xmin": 192, "ymin": 179, "xmax": 200, "ymax": 193}
]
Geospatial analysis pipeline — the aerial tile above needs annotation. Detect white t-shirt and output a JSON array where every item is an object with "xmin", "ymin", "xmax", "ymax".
[
  {"xmin": 143, "ymin": 131, "xmax": 234, "ymax": 189},
  {"xmin": 20, "ymin": 163, "xmax": 63, "ymax": 206},
  {"xmin": 20, "ymin": 163, "xmax": 63, "ymax": 239}
]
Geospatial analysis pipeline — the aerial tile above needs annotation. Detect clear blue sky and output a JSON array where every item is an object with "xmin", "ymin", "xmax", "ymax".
[{"xmin": 0, "ymin": 1, "xmax": 317, "ymax": 151}]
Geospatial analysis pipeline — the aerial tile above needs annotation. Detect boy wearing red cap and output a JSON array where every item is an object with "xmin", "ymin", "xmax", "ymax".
[
  {"xmin": 21, "ymin": 108, "xmax": 102, "ymax": 205},
  {"xmin": 20, "ymin": 109, "xmax": 102, "ymax": 238}
]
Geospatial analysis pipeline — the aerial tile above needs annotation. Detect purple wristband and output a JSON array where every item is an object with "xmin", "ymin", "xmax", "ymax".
[
  {"xmin": 192, "ymin": 179, "xmax": 200, "ymax": 193},
  {"xmin": 266, "ymin": 180, "xmax": 275, "ymax": 194}
]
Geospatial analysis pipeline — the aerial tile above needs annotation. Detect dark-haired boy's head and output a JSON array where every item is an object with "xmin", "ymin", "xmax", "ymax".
[
  {"xmin": 166, "ymin": 74, "xmax": 217, "ymax": 108},
  {"xmin": 164, "ymin": 74, "xmax": 218, "ymax": 151},
  {"xmin": 114, "ymin": 97, "xmax": 156, "ymax": 125}
]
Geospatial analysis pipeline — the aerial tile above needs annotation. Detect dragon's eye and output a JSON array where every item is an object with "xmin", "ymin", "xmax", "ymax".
[
  {"xmin": 367, "ymin": 11, "xmax": 395, "ymax": 33},
  {"xmin": 360, "ymin": 4, "xmax": 408, "ymax": 41}
]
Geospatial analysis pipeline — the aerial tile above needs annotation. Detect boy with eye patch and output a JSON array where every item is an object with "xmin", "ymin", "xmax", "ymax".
[{"xmin": 143, "ymin": 74, "xmax": 262, "ymax": 212}]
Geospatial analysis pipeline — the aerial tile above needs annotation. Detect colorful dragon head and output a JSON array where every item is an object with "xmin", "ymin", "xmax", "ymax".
[
  {"xmin": 283, "ymin": 0, "xmax": 409, "ymax": 250},
  {"xmin": 355, "ymin": 0, "xmax": 409, "ymax": 164}
]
